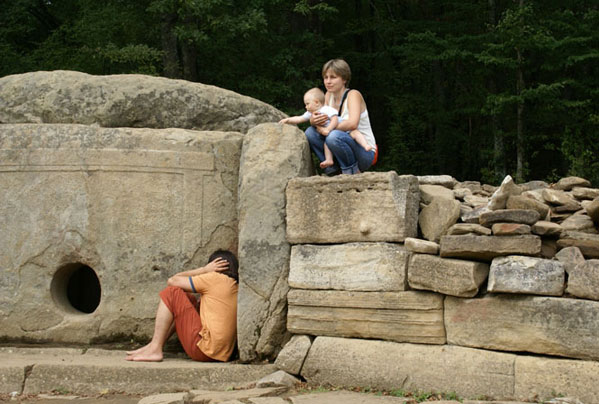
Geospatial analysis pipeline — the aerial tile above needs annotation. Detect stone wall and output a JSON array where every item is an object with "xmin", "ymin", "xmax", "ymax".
[{"xmin": 280, "ymin": 173, "xmax": 599, "ymax": 402}]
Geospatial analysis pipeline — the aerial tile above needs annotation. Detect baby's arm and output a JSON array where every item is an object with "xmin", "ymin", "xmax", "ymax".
[
  {"xmin": 279, "ymin": 115, "xmax": 308, "ymax": 125},
  {"xmin": 318, "ymin": 115, "xmax": 339, "ymax": 136}
]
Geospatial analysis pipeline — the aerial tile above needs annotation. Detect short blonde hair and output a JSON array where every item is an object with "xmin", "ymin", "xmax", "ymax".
[
  {"xmin": 304, "ymin": 87, "xmax": 325, "ymax": 104},
  {"xmin": 322, "ymin": 59, "xmax": 351, "ymax": 84}
]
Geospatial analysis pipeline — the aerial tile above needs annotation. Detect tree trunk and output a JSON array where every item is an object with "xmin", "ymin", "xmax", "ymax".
[
  {"xmin": 516, "ymin": 48, "xmax": 525, "ymax": 182},
  {"xmin": 161, "ymin": 12, "xmax": 181, "ymax": 79},
  {"xmin": 488, "ymin": 0, "xmax": 506, "ymax": 181}
]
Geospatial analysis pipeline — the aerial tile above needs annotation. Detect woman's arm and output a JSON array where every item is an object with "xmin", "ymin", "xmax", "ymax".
[
  {"xmin": 166, "ymin": 258, "xmax": 229, "ymax": 290},
  {"xmin": 335, "ymin": 90, "xmax": 363, "ymax": 132}
]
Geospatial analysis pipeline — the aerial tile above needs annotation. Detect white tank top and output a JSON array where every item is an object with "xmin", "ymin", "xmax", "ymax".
[{"xmin": 329, "ymin": 90, "xmax": 376, "ymax": 150}]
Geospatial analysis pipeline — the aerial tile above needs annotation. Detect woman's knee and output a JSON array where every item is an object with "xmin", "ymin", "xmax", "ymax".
[{"xmin": 325, "ymin": 130, "xmax": 347, "ymax": 148}]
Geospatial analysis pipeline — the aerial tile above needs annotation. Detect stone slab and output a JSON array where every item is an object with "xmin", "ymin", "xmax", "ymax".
[
  {"xmin": 506, "ymin": 195, "xmax": 549, "ymax": 219},
  {"xmin": 404, "ymin": 237, "xmax": 439, "ymax": 255},
  {"xmin": 479, "ymin": 209, "xmax": 540, "ymax": 227},
  {"xmin": 514, "ymin": 355, "xmax": 599, "ymax": 404},
  {"xmin": 0, "ymin": 71, "xmax": 285, "ymax": 132},
  {"xmin": 487, "ymin": 256, "xmax": 565, "ymax": 296},
  {"xmin": 288, "ymin": 243, "xmax": 409, "ymax": 291},
  {"xmin": 440, "ymin": 235, "xmax": 542, "ymax": 261},
  {"xmin": 418, "ymin": 197, "xmax": 461, "ymax": 242},
  {"xmin": 557, "ymin": 231, "xmax": 599, "ymax": 258},
  {"xmin": 419, "ymin": 184, "xmax": 455, "ymax": 203},
  {"xmin": 0, "ymin": 124, "xmax": 241, "ymax": 343},
  {"xmin": 301, "ymin": 337, "xmax": 516, "ymax": 400},
  {"xmin": 417, "ymin": 175, "xmax": 457, "ymax": 189},
  {"xmin": 287, "ymin": 290, "xmax": 445, "ymax": 344},
  {"xmin": 274, "ymin": 335, "xmax": 312, "ymax": 375},
  {"xmin": 290, "ymin": 391, "xmax": 412, "ymax": 403},
  {"xmin": 286, "ymin": 172, "xmax": 420, "ymax": 243},
  {"xmin": 566, "ymin": 259, "xmax": 599, "ymax": 301},
  {"xmin": 445, "ymin": 295, "xmax": 599, "ymax": 360},
  {"xmin": 408, "ymin": 254, "xmax": 489, "ymax": 297}
]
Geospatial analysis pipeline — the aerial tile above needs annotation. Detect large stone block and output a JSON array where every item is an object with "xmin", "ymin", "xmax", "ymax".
[
  {"xmin": 301, "ymin": 337, "xmax": 516, "ymax": 400},
  {"xmin": 0, "ymin": 124, "xmax": 241, "ymax": 343},
  {"xmin": 514, "ymin": 355, "xmax": 599, "ymax": 404},
  {"xmin": 289, "ymin": 243, "xmax": 409, "ymax": 291},
  {"xmin": 440, "ymin": 235, "xmax": 542, "ymax": 261},
  {"xmin": 566, "ymin": 259, "xmax": 599, "ymax": 301},
  {"xmin": 408, "ymin": 254, "xmax": 488, "ymax": 297},
  {"xmin": 0, "ymin": 71, "xmax": 284, "ymax": 132},
  {"xmin": 557, "ymin": 231, "xmax": 599, "ymax": 258},
  {"xmin": 418, "ymin": 197, "xmax": 461, "ymax": 242},
  {"xmin": 286, "ymin": 172, "xmax": 419, "ymax": 244},
  {"xmin": 287, "ymin": 290, "xmax": 445, "ymax": 344},
  {"xmin": 445, "ymin": 294, "xmax": 599, "ymax": 360},
  {"xmin": 237, "ymin": 123, "xmax": 313, "ymax": 362},
  {"xmin": 487, "ymin": 256, "xmax": 565, "ymax": 296},
  {"xmin": 274, "ymin": 335, "xmax": 312, "ymax": 375}
]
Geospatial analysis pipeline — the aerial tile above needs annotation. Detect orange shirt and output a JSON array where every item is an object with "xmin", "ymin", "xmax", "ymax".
[{"xmin": 190, "ymin": 272, "xmax": 238, "ymax": 361}]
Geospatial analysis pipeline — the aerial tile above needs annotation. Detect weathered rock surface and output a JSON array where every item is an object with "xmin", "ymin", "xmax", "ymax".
[
  {"xmin": 542, "ymin": 189, "xmax": 579, "ymax": 207},
  {"xmin": 287, "ymin": 290, "xmax": 445, "ymax": 344},
  {"xmin": 479, "ymin": 209, "xmax": 540, "ymax": 227},
  {"xmin": 0, "ymin": 124, "xmax": 241, "ymax": 342},
  {"xmin": 274, "ymin": 335, "xmax": 312, "ymax": 375},
  {"xmin": 586, "ymin": 197, "xmax": 599, "ymax": 223},
  {"xmin": 555, "ymin": 246, "xmax": 586, "ymax": 275},
  {"xmin": 445, "ymin": 294, "xmax": 599, "ymax": 360},
  {"xmin": 237, "ymin": 123, "xmax": 312, "ymax": 362},
  {"xmin": 557, "ymin": 231, "xmax": 599, "ymax": 258},
  {"xmin": 408, "ymin": 254, "xmax": 488, "ymax": 297},
  {"xmin": 491, "ymin": 223, "xmax": 531, "ymax": 236},
  {"xmin": 417, "ymin": 175, "xmax": 457, "ymax": 188},
  {"xmin": 419, "ymin": 184, "xmax": 455, "ymax": 203},
  {"xmin": 256, "ymin": 370, "xmax": 301, "ymax": 388},
  {"xmin": 572, "ymin": 187, "xmax": 599, "ymax": 200},
  {"xmin": 565, "ymin": 260, "xmax": 599, "ymax": 301},
  {"xmin": 0, "ymin": 71, "xmax": 285, "ymax": 132},
  {"xmin": 554, "ymin": 176, "xmax": 591, "ymax": 191},
  {"xmin": 440, "ymin": 235, "xmax": 542, "ymax": 261},
  {"xmin": 446, "ymin": 223, "xmax": 492, "ymax": 236},
  {"xmin": 487, "ymin": 256, "xmax": 565, "ymax": 296},
  {"xmin": 506, "ymin": 195, "xmax": 550, "ymax": 219},
  {"xmin": 461, "ymin": 206, "xmax": 490, "ymax": 223},
  {"xmin": 487, "ymin": 175, "xmax": 522, "ymax": 210},
  {"xmin": 560, "ymin": 214, "xmax": 597, "ymax": 233},
  {"xmin": 286, "ymin": 172, "xmax": 420, "ymax": 243},
  {"xmin": 531, "ymin": 221, "xmax": 563, "ymax": 237},
  {"xmin": 288, "ymin": 243, "xmax": 409, "ymax": 291},
  {"xmin": 301, "ymin": 336, "xmax": 517, "ymax": 400},
  {"xmin": 418, "ymin": 197, "xmax": 461, "ymax": 242},
  {"xmin": 404, "ymin": 237, "xmax": 439, "ymax": 254}
]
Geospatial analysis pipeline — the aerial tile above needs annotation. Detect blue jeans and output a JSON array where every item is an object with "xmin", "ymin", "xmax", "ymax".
[{"xmin": 305, "ymin": 126, "xmax": 375, "ymax": 174}]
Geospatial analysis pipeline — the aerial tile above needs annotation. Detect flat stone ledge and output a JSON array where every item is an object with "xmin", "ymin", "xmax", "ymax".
[{"xmin": 440, "ymin": 235, "xmax": 542, "ymax": 261}]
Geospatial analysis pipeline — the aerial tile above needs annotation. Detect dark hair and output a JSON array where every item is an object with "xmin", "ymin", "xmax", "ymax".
[{"xmin": 209, "ymin": 250, "xmax": 239, "ymax": 283}]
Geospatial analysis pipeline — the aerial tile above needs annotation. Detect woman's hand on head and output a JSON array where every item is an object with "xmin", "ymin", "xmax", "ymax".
[
  {"xmin": 309, "ymin": 111, "xmax": 328, "ymax": 127},
  {"xmin": 204, "ymin": 257, "xmax": 229, "ymax": 273}
]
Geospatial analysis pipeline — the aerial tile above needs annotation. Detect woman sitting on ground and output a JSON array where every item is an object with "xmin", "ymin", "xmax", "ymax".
[{"xmin": 125, "ymin": 250, "xmax": 238, "ymax": 362}]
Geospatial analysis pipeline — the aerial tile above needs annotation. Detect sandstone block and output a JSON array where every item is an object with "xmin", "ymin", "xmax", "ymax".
[
  {"xmin": 418, "ymin": 198, "xmax": 461, "ymax": 242},
  {"xmin": 419, "ymin": 184, "xmax": 455, "ymax": 204},
  {"xmin": 531, "ymin": 221, "xmax": 563, "ymax": 237},
  {"xmin": 520, "ymin": 180, "xmax": 549, "ymax": 191},
  {"xmin": 452, "ymin": 187, "xmax": 472, "ymax": 200},
  {"xmin": 286, "ymin": 172, "xmax": 420, "ymax": 244},
  {"xmin": 404, "ymin": 237, "xmax": 439, "ymax": 255},
  {"xmin": 514, "ymin": 355, "xmax": 599, "ymax": 404},
  {"xmin": 506, "ymin": 195, "xmax": 550, "ymax": 219},
  {"xmin": 557, "ymin": 231, "xmax": 599, "ymax": 258},
  {"xmin": 542, "ymin": 189, "xmax": 579, "ymax": 206},
  {"xmin": 555, "ymin": 246, "xmax": 585, "ymax": 275},
  {"xmin": 445, "ymin": 294, "xmax": 599, "ymax": 360},
  {"xmin": 301, "ymin": 337, "xmax": 516, "ymax": 400},
  {"xmin": 288, "ymin": 243, "xmax": 409, "ymax": 291},
  {"xmin": 487, "ymin": 175, "xmax": 522, "ymax": 210},
  {"xmin": 0, "ymin": 124, "xmax": 241, "ymax": 343},
  {"xmin": 463, "ymin": 194, "xmax": 490, "ymax": 207},
  {"xmin": 585, "ymin": 197, "xmax": 599, "ymax": 224},
  {"xmin": 554, "ymin": 176, "xmax": 591, "ymax": 191},
  {"xmin": 479, "ymin": 209, "xmax": 540, "ymax": 227},
  {"xmin": 274, "ymin": 335, "xmax": 312, "ymax": 375},
  {"xmin": 440, "ymin": 235, "xmax": 542, "ymax": 261},
  {"xmin": 560, "ymin": 214, "xmax": 596, "ymax": 233},
  {"xmin": 256, "ymin": 370, "xmax": 301, "ymax": 388},
  {"xmin": 566, "ymin": 260, "xmax": 599, "ymax": 301},
  {"xmin": 461, "ymin": 206, "xmax": 490, "ymax": 223},
  {"xmin": 287, "ymin": 290, "xmax": 445, "ymax": 344},
  {"xmin": 237, "ymin": 123, "xmax": 313, "ymax": 361},
  {"xmin": 0, "ymin": 71, "xmax": 284, "ymax": 132},
  {"xmin": 491, "ymin": 223, "xmax": 531, "ymax": 236},
  {"xmin": 487, "ymin": 256, "xmax": 565, "ymax": 296},
  {"xmin": 408, "ymin": 254, "xmax": 488, "ymax": 297},
  {"xmin": 572, "ymin": 187, "xmax": 599, "ymax": 200},
  {"xmin": 447, "ymin": 223, "xmax": 492, "ymax": 236},
  {"xmin": 417, "ymin": 175, "xmax": 457, "ymax": 188}
]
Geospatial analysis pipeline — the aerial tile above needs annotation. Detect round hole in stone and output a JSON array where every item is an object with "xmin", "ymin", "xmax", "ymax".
[{"xmin": 51, "ymin": 263, "xmax": 101, "ymax": 314}]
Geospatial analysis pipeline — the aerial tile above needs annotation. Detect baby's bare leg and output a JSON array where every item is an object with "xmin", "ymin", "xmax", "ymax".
[
  {"xmin": 350, "ymin": 130, "xmax": 372, "ymax": 151},
  {"xmin": 319, "ymin": 144, "xmax": 335, "ymax": 168}
]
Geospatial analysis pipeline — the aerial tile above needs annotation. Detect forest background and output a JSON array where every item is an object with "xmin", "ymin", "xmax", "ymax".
[{"xmin": 1, "ymin": 0, "xmax": 597, "ymax": 186}]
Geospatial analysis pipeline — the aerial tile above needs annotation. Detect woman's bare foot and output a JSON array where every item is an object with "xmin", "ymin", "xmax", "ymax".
[
  {"xmin": 125, "ymin": 351, "xmax": 163, "ymax": 362},
  {"xmin": 126, "ymin": 344, "xmax": 150, "ymax": 355},
  {"xmin": 320, "ymin": 159, "xmax": 334, "ymax": 169}
]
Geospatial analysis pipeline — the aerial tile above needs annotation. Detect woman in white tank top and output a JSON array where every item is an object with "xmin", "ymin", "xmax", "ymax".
[{"xmin": 305, "ymin": 59, "xmax": 377, "ymax": 175}]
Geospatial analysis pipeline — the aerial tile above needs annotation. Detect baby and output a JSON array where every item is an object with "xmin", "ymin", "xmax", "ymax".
[{"xmin": 279, "ymin": 88, "xmax": 371, "ymax": 169}]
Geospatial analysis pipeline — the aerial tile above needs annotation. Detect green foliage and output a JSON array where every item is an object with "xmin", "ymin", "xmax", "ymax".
[{"xmin": 0, "ymin": 0, "xmax": 596, "ymax": 184}]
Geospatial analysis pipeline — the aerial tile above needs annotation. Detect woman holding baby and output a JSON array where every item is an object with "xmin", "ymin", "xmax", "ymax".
[{"xmin": 306, "ymin": 59, "xmax": 378, "ymax": 175}]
